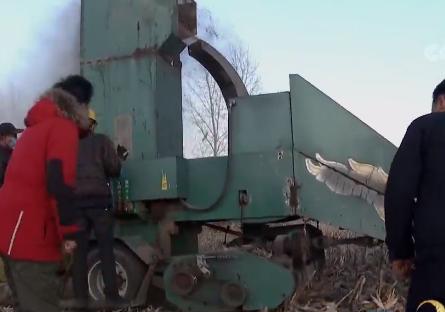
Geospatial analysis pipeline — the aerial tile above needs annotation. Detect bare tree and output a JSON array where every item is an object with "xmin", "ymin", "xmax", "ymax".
[
  {"xmin": 228, "ymin": 43, "xmax": 261, "ymax": 95},
  {"xmin": 183, "ymin": 18, "xmax": 261, "ymax": 158},
  {"xmin": 184, "ymin": 70, "xmax": 227, "ymax": 157}
]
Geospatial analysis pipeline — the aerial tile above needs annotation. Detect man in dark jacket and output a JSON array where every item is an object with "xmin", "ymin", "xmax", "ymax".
[
  {"xmin": 0, "ymin": 122, "xmax": 23, "ymax": 304},
  {"xmin": 0, "ymin": 75, "xmax": 92, "ymax": 312},
  {"xmin": 385, "ymin": 79, "xmax": 445, "ymax": 312},
  {"xmin": 0, "ymin": 123, "xmax": 23, "ymax": 186},
  {"xmin": 0, "ymin": 123, "xmax": 22, "ymax": 305},
  {"xmin": 70, "ymin": 108, "xmax": 128, "ymax": 309}
]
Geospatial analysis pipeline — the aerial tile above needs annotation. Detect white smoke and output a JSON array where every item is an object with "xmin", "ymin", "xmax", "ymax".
[
  {"xmin": 0, "ymin": 1, "xmax": 236, "ymax": 158},
  {"xmin": 0, "ymin": 0, "xmax": 80, "ymax": 127}
]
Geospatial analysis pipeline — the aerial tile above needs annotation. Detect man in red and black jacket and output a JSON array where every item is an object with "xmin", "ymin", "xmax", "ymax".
[{"xmin": 0, "ymin": 75, "xmax": 93, "ymax": 312}]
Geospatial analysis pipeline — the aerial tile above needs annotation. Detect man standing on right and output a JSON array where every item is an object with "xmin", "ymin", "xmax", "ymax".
[{"xmin": 385, "ymin": 79, "xmax": 445, "ymax": 312}]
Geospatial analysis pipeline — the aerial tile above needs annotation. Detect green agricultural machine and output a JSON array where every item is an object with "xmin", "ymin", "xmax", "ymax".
[{"xmin": 77, "ymin": 0, "xmax": 397, "ymax": 311}]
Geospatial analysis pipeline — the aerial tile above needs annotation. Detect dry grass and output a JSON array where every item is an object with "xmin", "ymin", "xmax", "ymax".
[{"xmin": 285, "ymin": 244, "xmax": 407, "ymax": 311}]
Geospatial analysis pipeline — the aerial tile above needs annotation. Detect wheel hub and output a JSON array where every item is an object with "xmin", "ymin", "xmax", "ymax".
[{"xmin": 88, "ymin": 261, "xmax": 129, "ymax": 300}]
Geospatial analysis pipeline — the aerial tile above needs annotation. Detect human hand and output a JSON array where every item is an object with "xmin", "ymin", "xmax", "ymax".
[
  {"xmin": 63, "ymin": 240, "xmax": 77, "ymax": 255},
  {"xmin": 117, "ymin": 145, "xmax": 129, "ymax": 161},
  {"xmin": 391, "ymin": 259, "xmax": 414, "ymax": 280}
]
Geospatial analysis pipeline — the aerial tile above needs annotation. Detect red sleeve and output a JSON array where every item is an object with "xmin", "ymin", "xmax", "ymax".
[{"xmin": 46, "ymin": 119, "xmax": 80, "ymax": 239}]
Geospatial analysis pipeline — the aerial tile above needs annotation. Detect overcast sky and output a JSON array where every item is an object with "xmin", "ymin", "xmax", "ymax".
[
  {"xmin": 198, "ymin": 0, "xmax": 445, "ymax": 145},
  {"xmin": 0, "ymin": 1, "xmax": 444, "ymax": 146},
  {"xmin": 0, "ymin": 0, "xmax": 79, "ymax": 124}
]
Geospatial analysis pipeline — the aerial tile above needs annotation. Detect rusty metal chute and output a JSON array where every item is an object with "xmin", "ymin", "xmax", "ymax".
[{"xmin": 184, "ymin": 37, "xmax": 249, "ymax": 105}]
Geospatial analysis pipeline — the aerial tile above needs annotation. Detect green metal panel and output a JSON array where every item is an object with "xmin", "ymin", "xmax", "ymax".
[
  {"xmin": 122, "ymin": 157, "xmax": 187, "ymax": 200},
  {"xmin": 295, "ymin": 153, "xmax": 386, "ymax": 239},
  {"xmin": 82, "ymin": 58, "xmax": 157, "ymax": 160},
  {"xmin": 163, "ymin": 251, "xmax": 295, "ymax": 311},
  {"xmin": 82, "ymin": 57, "xmax": 183, "ymax": 162},
  {"xmin": 182, "ymin": 157, "xmax": 225, "ymax": 216},
  {"xmin": 81, "ymin": 0, "xmax": 184, "ymax": 161},
  {"xmin": 232, "ymin": 92, "xmax": 293, "ymax": 154},
  {"xmin": 115, "ymin": 219, "xmax": 157, "ymax": 238},
  {"xmin": 82, "ymin": 0, "xmax": 185, "ymax": 202},
  {"xmin": 176, "ymin": 152, "xmax": 295, "ymax": 222},
  {"xmin": 290, "ymin": 74, "xmax": 396, "ymax": 239},
  {"xmin": 175, "ymin": 93, "xmax": 296, "ymax": 221},
  {"xmin": 81, "ymin": 0, "xmax": 178, "ymax": 60},
  {"xmin": 154, "ymin": 58, "xmax": 183, "ymax": 157}
]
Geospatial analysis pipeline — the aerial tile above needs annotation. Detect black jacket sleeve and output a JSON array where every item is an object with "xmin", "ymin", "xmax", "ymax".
[
  {"xmin": 47, "ymin": 159, "xmax": 78, "ymax": 227},
  {"xmin": 0, "ymin": 149, "xmax": 11, "ymax": 187},
  {"xmin": 0, "ymin": 159, "xmax": 7, "ymax": 187},
  {"xmin": 384, "ymin": 121, "xmax": 423, "ymax": 261},
  {"xmin": 100, "ymin": 135, "xmax": 121, "ymax": 179}
]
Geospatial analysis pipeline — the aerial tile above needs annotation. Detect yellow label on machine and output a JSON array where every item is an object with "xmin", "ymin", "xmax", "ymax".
[{"xmin": 161, "ymin": 173, "xmax": 168, "ymax": 191}]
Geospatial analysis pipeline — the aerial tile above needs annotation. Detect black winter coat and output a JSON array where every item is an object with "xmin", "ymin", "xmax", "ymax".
[
  {"xmin": 385, "ymin": 112, "xmax": 445, "ymax": 262},
  {"xmin": 75, "ymin": 133, "xmax": 121, "ymax": 209},
  {"xmin": 0, "ymin": 146, "xmax": 12, "ymax": 187}
]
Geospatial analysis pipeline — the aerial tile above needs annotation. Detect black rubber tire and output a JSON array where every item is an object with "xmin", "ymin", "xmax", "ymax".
[{"xmin": 87, "ymin": 243, "xmax": 147, "ymax": 301}]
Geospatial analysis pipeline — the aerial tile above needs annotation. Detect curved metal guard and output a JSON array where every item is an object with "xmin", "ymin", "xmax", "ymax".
[{"xmin": 184, "ymin": 37, "xmax": 249, "ymax": 105}]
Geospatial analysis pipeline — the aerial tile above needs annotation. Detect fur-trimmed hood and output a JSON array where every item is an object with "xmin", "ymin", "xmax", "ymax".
[{"xmin": 25, "ymin": 88, "xmax": 89, "ymax": 130}]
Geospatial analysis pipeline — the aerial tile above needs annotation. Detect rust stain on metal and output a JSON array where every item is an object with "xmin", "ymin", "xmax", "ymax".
[
  {"xmin": 283, "ymin": 177, "xmax": 299, "ymax": 214},
  {"xmin": 158, "ymin": 219, "xmax": 178, "ymax": 258},
  {"xmin": 178, "ymin": 1, "xmax": 197, "ymax": 39},
  {"xmin": 81, "ymin": 47, "xmax": 158, "ymax": 65},
  {"xmin": 114, "ymin": 114, "xmax": 133, "ymax": 158}
]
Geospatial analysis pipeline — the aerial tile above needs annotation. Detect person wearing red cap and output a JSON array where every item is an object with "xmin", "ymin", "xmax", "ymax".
[{"xmin": 0, "ymin": 75, "xmax": 93, "ymax": 312}]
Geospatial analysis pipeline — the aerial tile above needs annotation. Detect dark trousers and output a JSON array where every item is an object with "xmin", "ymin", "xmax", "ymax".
[
  {"xmin": 2, "ymin": 257, "xmax": 60, "ymax": 312},
  {"xmin": 2, "ymin": 256, "xmax": 18, "ymax": 306},
  {"xmin": 72, "ymin": 208, "xmax": 119, "ymax": 301},
  {"xmin": 406, "ymin": 260, "xmax": 445, "ymax": 312}
]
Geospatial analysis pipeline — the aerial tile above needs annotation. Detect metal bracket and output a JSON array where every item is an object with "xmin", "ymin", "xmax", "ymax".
[{"xmin": 196, "ymin": 256, "xmax": 211, "ymax": 277}]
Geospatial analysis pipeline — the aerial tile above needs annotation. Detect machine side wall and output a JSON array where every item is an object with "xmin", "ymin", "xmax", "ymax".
[{"xmin": 290, "ymin": 74, "xmax": 396, "ymax": 240}]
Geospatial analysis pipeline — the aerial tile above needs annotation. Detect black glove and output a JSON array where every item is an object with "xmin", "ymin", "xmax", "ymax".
[{"xmin": 117, "ymin": 145, "xmax": 129, "ymax": 161}]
